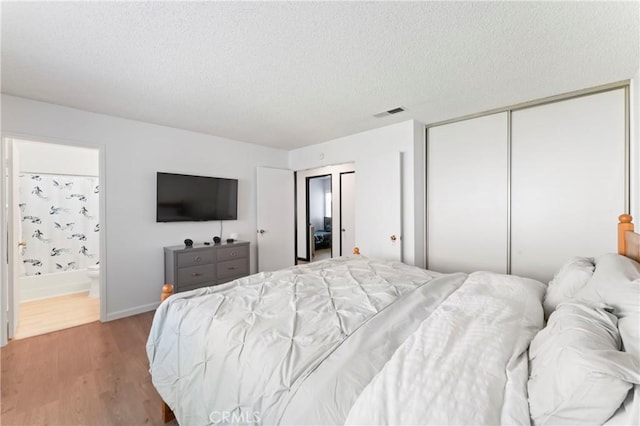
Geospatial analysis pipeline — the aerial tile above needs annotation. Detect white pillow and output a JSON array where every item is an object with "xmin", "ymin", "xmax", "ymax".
[
  {"xmin": 543, "ymin": 257, "xmax": 595, "ymax": 318},
  {"xmin": 528, "ymin": 302, "xmax": 640, "ymax": 425},
  {"xmin": 619, "ymin": 313, "xmax": 640, "ymax": 362},
  {"xmin": 576, "ymin": 253, "xmax": 640, "ymax": 314},
  {"xmin": 605, "ymin": 384, "xmax": 640, "ymax": 425},
  {"xmin": 576, "ymin": 254, "xmax": 640, "ymax": 363}
]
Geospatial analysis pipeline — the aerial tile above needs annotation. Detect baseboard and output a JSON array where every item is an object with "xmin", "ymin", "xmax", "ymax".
[
  {"xmin": 20, "ymin": 270, "xmax": 91, "ymax": 302},
  {"xmin": 106, "ymin": 301, "xmax": 160, "ymax": 322}
]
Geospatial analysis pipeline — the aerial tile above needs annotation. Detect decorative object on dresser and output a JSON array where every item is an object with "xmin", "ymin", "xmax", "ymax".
[
  {"xmin": 183, "ymin": 238, "xmax": 193, "ymax": 247},
  {"xmin": 163, "ymin": 241, "xmax": 249, "ymax": 293}
]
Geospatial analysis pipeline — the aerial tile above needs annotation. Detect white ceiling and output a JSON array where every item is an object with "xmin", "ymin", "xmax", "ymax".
[{"xmin": 2, "ymin": 1, "xmax": 639, "ymax": 150}]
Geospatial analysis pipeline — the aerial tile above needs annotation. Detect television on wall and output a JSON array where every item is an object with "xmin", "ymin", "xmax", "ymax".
[{"xmin": 156, "ymin": 172, "xmax": 238, "ymax": 222}]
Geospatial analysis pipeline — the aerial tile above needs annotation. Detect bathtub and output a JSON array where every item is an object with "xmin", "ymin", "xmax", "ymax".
[{"xmin": 19, "ymin": 269, "xmax": 92, "ymax": 302}]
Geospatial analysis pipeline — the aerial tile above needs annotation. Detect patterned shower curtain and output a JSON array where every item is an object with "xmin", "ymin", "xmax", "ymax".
[{"xmin": 19, "ymin": 173, "xmax": 100, "ymax": 276}]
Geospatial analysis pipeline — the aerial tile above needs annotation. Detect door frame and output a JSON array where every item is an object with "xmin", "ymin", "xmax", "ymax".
[
  {"xmin": 305, "ymin": 174, "xmax": 332, "ymax": 262},
  {"xmin": 339, "ymin": 171, "xmax": 355, "ymax": 256},
  {"xmin": 1, "ymin": 134, "xmax": 107, "ymax": 346}
]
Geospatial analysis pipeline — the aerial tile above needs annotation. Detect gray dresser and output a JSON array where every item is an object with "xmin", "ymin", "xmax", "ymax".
[{"xmin": 164, "ymin": 241, "xmax": 250, "ymax": 293}]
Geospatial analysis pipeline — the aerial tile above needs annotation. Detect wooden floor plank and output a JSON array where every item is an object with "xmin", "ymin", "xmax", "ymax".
[
  {"xmin": 58, "ymin": 373, "xmax": 104, "ymax": 426},
  {"xmin": 1, "ymin": 310, "xmax": 167, "ymax": 426},
  {"xmin": 21, "ymin": 400, "xmax": 60, "ymax": 426},
  {"xmin": 57, "ymin": 326, "xmax": 94, "ymax": 387},
  {"xmin": 16, "ymin": 334, "xmax": 60, "ymax": 413},
  {"xmin": 1, "ymin": 338, "xmax": 31, "ymax": 415}
]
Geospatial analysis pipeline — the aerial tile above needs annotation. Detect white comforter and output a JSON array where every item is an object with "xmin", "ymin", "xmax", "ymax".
[
  {"xmin": 147, "ymin": 257, "xmax": 546, "ymax": 425},
  {"xmin": 345, "ymin": 271, "xmax": 546, "ymax": 425},
  {"xmin": 147, "ymin": 257, "xmax": 446, "ymax": 424}
]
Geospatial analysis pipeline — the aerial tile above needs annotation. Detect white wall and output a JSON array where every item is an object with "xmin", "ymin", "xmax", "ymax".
[
  {"xmin": 296, "ymin": 163, "xmax": 355, "ymax": 259},
  {"xmin": 289, "ymin": 120, "xmax": 426, "ymax": 267},
  {"xmin": 16, "ymin": 140, "xmax": 99, "ymax": 176},
  {"xmin": 1, "ymin": 95, "xmax": 288, "ymax": 321}
]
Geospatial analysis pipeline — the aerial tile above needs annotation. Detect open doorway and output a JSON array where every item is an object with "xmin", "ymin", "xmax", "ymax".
[
  {"xmin": 295, "ymin": 162, "xmax": 355, "ymax": 264},
  {"xmin": 307, "ymin": 175, "xmax": 332, "ymax": 262},
  {"xmin": 3, "ymin": 138, "xmax": 101, "ymax": 340}
]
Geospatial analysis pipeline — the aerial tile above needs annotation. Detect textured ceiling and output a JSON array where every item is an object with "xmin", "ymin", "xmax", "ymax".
[{"xmin": 2, "ymin": 1, "xmax": 639, "ymax": 150}]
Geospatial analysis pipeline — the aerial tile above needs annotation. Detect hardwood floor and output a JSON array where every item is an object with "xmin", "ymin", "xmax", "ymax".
[
  {"xmin": 15, "ymin": 292, "xmax": 100, "ymax": 340},
  {"xmin": 1, "ymin": 311, "xmax": 174, "ymax": 426}
]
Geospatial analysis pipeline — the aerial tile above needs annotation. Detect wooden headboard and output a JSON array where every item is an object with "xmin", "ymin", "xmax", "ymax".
[{"xmin": 619, "ymin": 214, "xmax": 640, "ymax": 263}]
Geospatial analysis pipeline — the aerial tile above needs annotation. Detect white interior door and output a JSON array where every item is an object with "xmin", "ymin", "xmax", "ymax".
[
  {"xmin": 5, "ymin": 139, "xmax": 20, "ymax": 339},
  {"xmin": 0, "ymin": 139, "xmax": 8, "ymax": 345},
  {"xmin": 427, "ymin": 112, "xmax": 509, "ymax": 274},
  {"xmin": 511, "ymin": 89, "xmax": 626, "ymax": 282},
  {"xmin": 355, "ymin": 152, "xmax": 401, "ymax": 260},
  {"xmin": 11, "ymin": 142, "xmax": 20, "ymax": 339},
  {"xmin": 256, "ymin": 167, "xmax": 295, "ymax": 272},
  {"xmin": 340, "ymin": 172, "xmax": 355, "ymax": 256}
]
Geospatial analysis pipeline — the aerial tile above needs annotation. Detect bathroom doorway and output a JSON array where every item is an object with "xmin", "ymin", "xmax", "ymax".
[{"xmin": 4, "ymin": 138, "xmax": 101, "ymax": 340}]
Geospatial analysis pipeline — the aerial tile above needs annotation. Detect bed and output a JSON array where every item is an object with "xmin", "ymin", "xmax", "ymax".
[{"xmin": 147, "ymin": 214, "xmax": 640, "ymax": 425}]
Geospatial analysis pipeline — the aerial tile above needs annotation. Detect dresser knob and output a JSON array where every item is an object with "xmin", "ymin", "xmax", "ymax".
[
  {"xmin": 191, "ymin": 272, "xmax": 202, "ymax": 277},
  {"xmin": 194, "ymin": 256, "xmax": 201, "ymax": 263}
]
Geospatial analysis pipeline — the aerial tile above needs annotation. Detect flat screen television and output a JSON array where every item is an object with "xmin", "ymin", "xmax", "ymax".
[{"xmin": 156, "ymin": 172, "xmax": 238, "ymax": 222}]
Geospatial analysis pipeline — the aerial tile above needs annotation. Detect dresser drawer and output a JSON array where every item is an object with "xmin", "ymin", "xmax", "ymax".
[
  {"xmin": 177, "ymin": 264, "xmax": 215, "ymax": 287},
  {"xmin": 177, "ymin": 250, "xmax": 215, "ymax": 268},
  {"xmin": 216, "ymin": 245, "xmax": 249, "ymax": 262},
  {"xmin": 217, "ymin": 258, "xmax": 249, "ymax": 281}
]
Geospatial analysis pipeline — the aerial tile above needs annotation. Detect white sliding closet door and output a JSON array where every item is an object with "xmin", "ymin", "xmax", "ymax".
[
  {"xmin": 427, "ymin": 112, "xmax": 509, "ymax": 274},
  {"xmin": 511, "ymin": 89, "xmax": 626, "ymax": 282}
]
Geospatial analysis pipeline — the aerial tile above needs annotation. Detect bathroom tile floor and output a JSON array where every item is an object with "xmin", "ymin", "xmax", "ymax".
[{"xmin": 14, "ymin": 292, "xmax": 100, "ymax": 340}]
